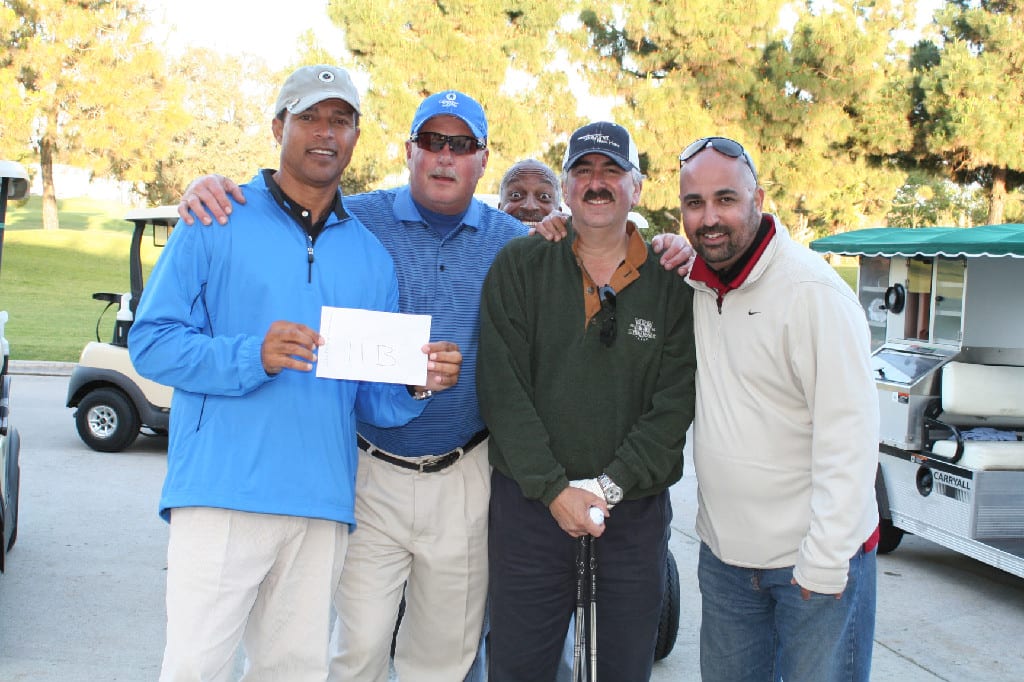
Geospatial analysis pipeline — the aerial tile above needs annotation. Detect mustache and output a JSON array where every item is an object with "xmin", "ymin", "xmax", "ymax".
[
  {"xmin": 430, "ymin": 168, "xmax": 458, "ymax": 180},
  {"xmin": 695, "ymin": 225, "xmax": 725, "ymax": 237},
  {"xmin": 582, "ymin": 189, "xmax": 614, "ymax": 202}
]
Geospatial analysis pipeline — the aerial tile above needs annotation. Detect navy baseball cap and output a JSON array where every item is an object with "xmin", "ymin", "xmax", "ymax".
[
  {"xmin": 410, "ymin": 90, "xmax": 488, "ymax": 140},
  {"xmin": 562, "ymin": 121, "xmax": 640, "ymax": 172}
]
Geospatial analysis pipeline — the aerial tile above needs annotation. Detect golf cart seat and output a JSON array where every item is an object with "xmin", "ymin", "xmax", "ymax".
[{"xmin": 927, "ymin": 362, "xmax": 1024, "ymax": 469}]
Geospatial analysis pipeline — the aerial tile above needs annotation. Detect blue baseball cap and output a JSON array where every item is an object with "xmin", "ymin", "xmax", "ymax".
[{"xmin": 410, "ymin": 90, "xmax": 488, "ymax": 140}]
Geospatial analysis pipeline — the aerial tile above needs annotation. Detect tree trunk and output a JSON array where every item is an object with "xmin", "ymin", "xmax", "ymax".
[
  {"xmin": 987, "ymin": 167, "xmax": 1006, "ymax": 225},
  {"xmin": 39, "ymin": 131, "xmax": 60, "ymax": 231}
]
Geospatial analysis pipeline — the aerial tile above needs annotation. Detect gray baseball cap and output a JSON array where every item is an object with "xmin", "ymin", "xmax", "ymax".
[{"xmin": 275, "ymin": 65, "xmax": 361, "ymax": 116}]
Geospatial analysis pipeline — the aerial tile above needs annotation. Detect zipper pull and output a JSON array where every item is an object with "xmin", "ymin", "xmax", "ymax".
[{"xmin": 307, "ymin": 235, "xmax": 314, "ymax": 283}]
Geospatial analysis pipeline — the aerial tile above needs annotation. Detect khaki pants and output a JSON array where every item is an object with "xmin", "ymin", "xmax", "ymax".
[
  {"xmin": 160, "ymin": 507, "xmax": 348, "ymax": 682},
  {"xmin": 329, "ymin": 442, "xmax": 490, "ymax": 682}
]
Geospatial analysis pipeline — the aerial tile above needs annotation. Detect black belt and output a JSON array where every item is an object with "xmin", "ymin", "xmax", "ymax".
[{"xmin": 357, "ymin": 430, "xmax": 489, "ymax": 473}]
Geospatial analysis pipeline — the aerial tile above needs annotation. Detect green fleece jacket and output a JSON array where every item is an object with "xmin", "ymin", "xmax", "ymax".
[{"xmin": 477, "ymin": 229, "xmax": 697, "ymax": 506}]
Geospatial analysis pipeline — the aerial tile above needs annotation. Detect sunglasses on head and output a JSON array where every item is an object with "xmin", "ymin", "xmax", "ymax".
[
  {"xmin": 410, "ymin": 131, "xmax": 486, "ymax": 156},
  {"xmin": 598, "ymin": 285, "xmax": 617, "ymax": 348},
  {"xmin": 678, "ymin": 136, "xmax": 758, "ymax": 183}
]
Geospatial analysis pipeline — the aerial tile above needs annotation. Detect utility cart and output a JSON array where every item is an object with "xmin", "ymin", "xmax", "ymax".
[
  {"xmin": 811, "ymin": 224, "xmax": 1024, "ymax": 578},
  {"xmin": 0, "ymin": 159, "xmax": 28, "ymax": 571},
  {"xmin": 66, "ymin": 207, "xmax": 176, "ymax": 452}
]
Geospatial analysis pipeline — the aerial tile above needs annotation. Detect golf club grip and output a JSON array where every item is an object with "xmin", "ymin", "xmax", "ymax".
[
  {"xmin": 576, "ymin": 536, "xmax": 587, "ymax": 603},
  {"xmin": 574, "ymin": 535, "xmax": 588, "ymax": 681},
  {"xmin": 589, "ymin": 537, "xmax": 597, "ymax": 602},
  {"xmin": 588, "ymin": 537, "xmax": 597, "ymax": 682}
]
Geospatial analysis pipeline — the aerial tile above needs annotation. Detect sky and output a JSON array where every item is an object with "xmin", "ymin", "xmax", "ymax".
[
  {"xmin": 148, "ymin": 1, "xmax": 945, "ymax": 68},
  {"xmin": 145, "ymin": 0, "xmax": 344, "ymax": 70},
  {"xmin": 144, "ymin": 0, "xmax": 609, "ymax": 116}
]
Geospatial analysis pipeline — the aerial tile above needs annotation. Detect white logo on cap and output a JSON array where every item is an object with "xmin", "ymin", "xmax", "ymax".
[
  {"xmin": 441, "ymin": 92, "xmax": 459, "ymax": 109},
  {"xmin": 445, "ymin": 93, "xmax": 457, "ymax": 101},
  {"xmin": 318, "ymin": 71, "xmax": 335, "ymax": 83},
  {"xmin": 578, "ymin": 133, "xmax": 621, "ymax": 149}
]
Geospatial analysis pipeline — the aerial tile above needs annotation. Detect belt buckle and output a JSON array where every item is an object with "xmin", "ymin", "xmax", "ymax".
[{"xmin": 419, "ymin": 449, "xmax": 461, "ymax": 473}]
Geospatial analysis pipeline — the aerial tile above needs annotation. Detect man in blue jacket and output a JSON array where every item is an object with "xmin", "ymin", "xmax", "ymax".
[{"xmin": 129, "ymin": 65, "xmax": 460, "ymax": 682}]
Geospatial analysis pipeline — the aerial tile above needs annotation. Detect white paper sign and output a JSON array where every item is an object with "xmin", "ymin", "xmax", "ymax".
[{"xmin": 315, "ymin": 307, "xmax": 432, "ymax": 385}]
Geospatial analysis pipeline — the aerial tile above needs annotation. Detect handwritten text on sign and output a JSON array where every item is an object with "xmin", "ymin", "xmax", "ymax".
[{"xmin": 315, "ymin": 307, "xmax": 432, "ymax": 385}]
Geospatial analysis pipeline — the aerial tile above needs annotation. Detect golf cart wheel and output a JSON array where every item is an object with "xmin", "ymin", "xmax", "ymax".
[
  {"xmin": 5, "ymin": 428, "xmax": 19, "ymax": 550},
  {"xmin": 654, "ymin": 549, "xmax": 680, "ymax": 661},
  {"xmin": 877, "ymin": 518, "xmax": 904, "ymax": 555},
  {"xmin": 76, "ymin": 388, "xmax": 140, "ymax": 453}
]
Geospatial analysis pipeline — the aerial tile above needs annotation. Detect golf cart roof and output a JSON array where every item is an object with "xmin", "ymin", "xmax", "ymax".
[
  {"xmin": 0, "ymin": 160, "xmax": 28, "ymax": 181},
  {"xmin": 123, "ymin": 206, "xmax": 179, "ymax": 224},
  {"xmin": 810, "ymin": 224, "xmax": 1024, "ymax": 259},
  {"xmin": 0, "ymin": 160, "xmax": 29, "ymax": 201}
]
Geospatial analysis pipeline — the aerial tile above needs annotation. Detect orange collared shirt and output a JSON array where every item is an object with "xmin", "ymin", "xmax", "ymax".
[{"xmin": 574, "ymin": 224, "xmax": 648, "ymax": 326}]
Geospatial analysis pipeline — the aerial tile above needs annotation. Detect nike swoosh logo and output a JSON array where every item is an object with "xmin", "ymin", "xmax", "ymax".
[{"xmin": 748, "ymin": 310, "xmax": 761, "ymax": 316}]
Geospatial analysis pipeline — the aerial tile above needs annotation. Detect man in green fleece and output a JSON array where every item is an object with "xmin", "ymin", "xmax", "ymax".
[{"xmin": 477, "ymin": 121, "xmax": 697, "ymax": 682}]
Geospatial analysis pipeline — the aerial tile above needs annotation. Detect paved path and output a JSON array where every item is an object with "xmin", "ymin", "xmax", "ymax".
[{"xmin": 1, "ymin": 373, "xmax": 1023, "ymax": 680}]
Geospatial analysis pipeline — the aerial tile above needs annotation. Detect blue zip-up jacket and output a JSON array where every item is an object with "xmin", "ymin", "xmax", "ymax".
[{"xmin": 129, "ymin": 172, "xmax": 426, "ymax": 524}]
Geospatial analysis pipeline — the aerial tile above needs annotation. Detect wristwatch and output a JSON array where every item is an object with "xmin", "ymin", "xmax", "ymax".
[{"xmin": 597, "ymin": 474, "xmax": 623, "ymax": 505}]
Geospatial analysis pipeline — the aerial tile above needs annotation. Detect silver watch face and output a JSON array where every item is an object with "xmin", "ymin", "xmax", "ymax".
[{"xmin": 599, "ymin": 475, "xmax": 623, "ymax": 504}]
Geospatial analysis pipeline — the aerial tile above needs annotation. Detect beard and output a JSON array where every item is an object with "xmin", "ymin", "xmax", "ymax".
[{"xmin": 693, "ymin": 203, "xmax": 762, "ymax": 266}]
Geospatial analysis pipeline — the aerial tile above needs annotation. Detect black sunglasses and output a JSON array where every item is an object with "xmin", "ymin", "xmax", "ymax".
[
  {"xmin": 678, "ymin": 136, "xmax": 758, "ymax": 183},
  {"xmin": 598, "ymin": 285, "xmax": 617, "ymax": 348},
  {"xmin": 410, "ymin": 131, "xmax": 486, "ymax": 156}
]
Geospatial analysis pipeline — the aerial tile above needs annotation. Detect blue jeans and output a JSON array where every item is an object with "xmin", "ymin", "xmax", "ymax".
[{"xmin": 698, "ymin": 542, "xmax": 876, "ymax": 682}]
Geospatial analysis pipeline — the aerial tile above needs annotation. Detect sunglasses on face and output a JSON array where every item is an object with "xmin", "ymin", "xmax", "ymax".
[
  {"xmin": 599, "ymin": 285, "xmax": 617, "ymax": 348},
  {"xmin": 678, "ymin": 136, "xmax": 758, "ymax": 183},
  {"xmin": 410, "ymin": 131, "xmax": 486, "ymax": 156}
]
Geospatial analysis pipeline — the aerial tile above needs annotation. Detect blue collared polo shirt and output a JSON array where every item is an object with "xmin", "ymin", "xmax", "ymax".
[{"xmin": 346, "ymin": 186, "xmax": 528, "ymax": 455}]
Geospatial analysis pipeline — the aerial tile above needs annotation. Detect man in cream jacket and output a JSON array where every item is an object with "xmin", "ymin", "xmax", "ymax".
[{"xmin": 679, "ymin": 136, "xmax": 879, "ymax": 682}]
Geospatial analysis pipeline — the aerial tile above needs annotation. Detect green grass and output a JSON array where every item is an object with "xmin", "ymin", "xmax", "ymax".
[
  {"xmin": 2, "ymin": 197, "xmax": 163, "ymax": 361},
  {"xmin": 835, "ymin": 265, "xmax": 857, "ymax": 291}
]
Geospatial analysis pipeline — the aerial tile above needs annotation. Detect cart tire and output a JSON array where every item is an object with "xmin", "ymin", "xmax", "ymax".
[
  {"xmin": 877, "ymin": 518, "xmax": 904, "ymax": 554},
  {"xmin": 654, "ymin": 549, "xmax": 680, "ymax": 661},
  {"xmin": 76, "ymin": 388, "xmax": 140, "ymax": 453},
  {"xmin": 5, "ymin": 428, "xmax": 19, "ymax": 551}
]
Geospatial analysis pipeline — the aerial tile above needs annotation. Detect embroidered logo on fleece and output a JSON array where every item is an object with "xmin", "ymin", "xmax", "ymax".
[{"xmin": 628, "ymin": 318, "xmax": 656, "ymax": 342}]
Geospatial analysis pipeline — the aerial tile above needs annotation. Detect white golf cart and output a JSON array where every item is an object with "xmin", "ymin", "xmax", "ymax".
[
  {"xmin": 1, "ymin": 159, "xmax": 28, "ymax": 571},
  {"xmin": 811, "ymin": 224, "xmax": 1024, "ymax": 577},
  {"xmin": 66, "ymin": 207, "xmax": 176, "ymax": 452}
]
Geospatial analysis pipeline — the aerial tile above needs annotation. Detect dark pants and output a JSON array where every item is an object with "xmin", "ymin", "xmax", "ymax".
[{"xmin": 487, "ymin": 470, "xmax": 670, "ymax": 682}]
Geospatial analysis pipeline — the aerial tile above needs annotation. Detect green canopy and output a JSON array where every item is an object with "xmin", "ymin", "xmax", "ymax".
[{"xmin": 810, "ymin": 224, "xmax": 1024, "ymax": 258}]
